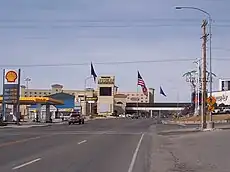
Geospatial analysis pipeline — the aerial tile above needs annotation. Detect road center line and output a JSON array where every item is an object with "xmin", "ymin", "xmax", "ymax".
[
  {"xmin": 0, "ymin": 136, "xmax": 41, "ymax": 148},
  {"xmin": 78, "ymin": 140, "xmax": 87, "ymax": 145},
  {"xmin": 12, "ymin": 158, "xmax": 41, "ymax": 170},
  {"xmin": 128, "ymin": 133, "xmax": 144, "ymax": 172}
]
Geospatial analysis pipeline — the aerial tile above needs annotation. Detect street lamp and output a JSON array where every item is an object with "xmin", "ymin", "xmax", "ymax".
[
  {"xmin": 84, "ymin": 76, "xmax": 93, "ymax": 116},
  {"xmin": 175, "ymin": 6, "xmax": 213, "ymax": 126},
  {"xmin": 25, "ymin": 78, "xmax": 31, "ymax": 93}
]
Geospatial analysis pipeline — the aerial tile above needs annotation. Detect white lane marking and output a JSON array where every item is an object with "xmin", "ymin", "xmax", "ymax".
[
  {"xmin": 128, "ymin": 133, "xmax": 144, "ymax": 172},
  {"xmin": 177, "ymin": 123, "xmax": 186, "ymax": 127},
  {"xmin": 12, "ymin": 158, "xmax": 41, "ymax": 170},
  {"xmin": 78, "ymin": 140, "xmax": 87, "ymax": 145}
]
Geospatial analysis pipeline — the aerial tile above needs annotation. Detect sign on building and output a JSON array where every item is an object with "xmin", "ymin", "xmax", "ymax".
[{"xmin": 98, "ymin": 77, "xmax": 115, "ymax": 85}]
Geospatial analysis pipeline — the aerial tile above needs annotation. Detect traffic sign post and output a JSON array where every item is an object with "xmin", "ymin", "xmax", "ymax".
[
  {"xmin": 206, "ymin": 96, "xmax": 216, "ymax": 129},
  {"xmin": 2, "ymin": 69, "xmax": 21, "ymax": 124}
]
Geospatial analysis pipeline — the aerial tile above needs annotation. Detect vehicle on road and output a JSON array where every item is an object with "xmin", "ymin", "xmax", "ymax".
[
  {"xmin": 131, "ymin": 113, "xmax": 139, "ymax": 119},
  {"xmin": 68, "ymin": 112, "xmax": 85, "ymax": 125}
]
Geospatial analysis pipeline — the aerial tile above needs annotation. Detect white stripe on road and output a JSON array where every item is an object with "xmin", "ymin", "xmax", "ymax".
[
  {"xmin": 177, "ymin": 123, "xmax": 186, "ymax": 127},
  {"xmin": 78, "ymin": 140, "xmax": 87, "ymax": 145},
  {"xmin": 12, "ymin": 158, "xmax": 41, "ymax": 170},
  {"xmin": 128, "ymin": 133, "xmax": 144, "ymax": 172}
]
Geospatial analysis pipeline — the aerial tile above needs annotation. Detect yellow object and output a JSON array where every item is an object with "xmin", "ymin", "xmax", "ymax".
[
  {"xmin": 5, "ymin": 70, "xmax": 18, "ymax": 82},
  {"xmin": 0, "ymin": 97, "xmax": 63, "ymax": 105},
  {"xmin": 207, "ymin": 96, "xmax": 216, "ymax": 105},
  {"xmin": 208, "ymin": 105, "xmax": 215, "ymax": 112}
]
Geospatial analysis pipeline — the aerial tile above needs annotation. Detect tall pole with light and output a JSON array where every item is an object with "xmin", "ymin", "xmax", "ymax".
[
  {"xmin": 84, "ymin": 76, "xmax": 92, "ymax": 115},
  {"xmin": 25, "ymin": 78, "xmax": 31, "ymax": 95},
  {"xmin": 24, "ymin": 77, "xmax": 31, "ymax": 120},
  {"xmin": 175, "ymin": 6, "xmax": 213, "ymax": 128}
]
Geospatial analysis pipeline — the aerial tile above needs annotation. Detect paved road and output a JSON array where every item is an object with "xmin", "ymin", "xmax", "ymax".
[{"xmin": 0, "ymin": 118, "xmax": 155, "ymax": 172}]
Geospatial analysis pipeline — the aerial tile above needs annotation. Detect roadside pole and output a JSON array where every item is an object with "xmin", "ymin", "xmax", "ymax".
[{"xmin": 201, "ymin": 20, "xmax": 208, "ymax": 129}]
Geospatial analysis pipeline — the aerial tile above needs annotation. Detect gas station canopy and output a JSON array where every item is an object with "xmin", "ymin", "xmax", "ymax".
[{"xmin": 0, "ymin": 97, "xmax": 64, "ymax": 105}]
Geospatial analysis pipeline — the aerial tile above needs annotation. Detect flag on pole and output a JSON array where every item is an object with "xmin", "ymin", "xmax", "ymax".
[
  {"xmin": 91, "ymin": 62, "xmax": 97, "ymax": 82},
  {"xmin": 160, "ymin": 86, "xmax": 166, "ymax": 97},
  {"xmin": 137, "ymin": 71, "xmax": 148, "ymax": 96}
]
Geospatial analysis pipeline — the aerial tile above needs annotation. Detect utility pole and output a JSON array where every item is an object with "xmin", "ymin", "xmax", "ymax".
[{"xmin": 201, "ymin": 20, "xmax": 208, "ymax": 129}]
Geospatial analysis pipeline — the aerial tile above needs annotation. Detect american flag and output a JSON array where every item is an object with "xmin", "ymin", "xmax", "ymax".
[{"xmin": 137, "ymin": 71, "xmax": 148, "ymax": 96}]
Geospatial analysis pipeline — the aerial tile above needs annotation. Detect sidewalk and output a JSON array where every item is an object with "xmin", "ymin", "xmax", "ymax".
[
  {"xmin": 0, "ymin": 123, "xmax": 51, "ymax": 128},
  {"xmin": 0, "ymin": 119, "xmax": 66, "ymax": 128},
  {"xmin": 159, "ymin": 122, "xmax": 230, "ymax": 136},
  {"xmin": 151, "ymin": 125, "xmax": 230, "ymax": 172}
]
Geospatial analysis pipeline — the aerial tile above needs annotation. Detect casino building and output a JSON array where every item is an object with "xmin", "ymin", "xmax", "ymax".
[{"xmin": 19, "ymin": 75, "xmax": 155, "ymax": 119}]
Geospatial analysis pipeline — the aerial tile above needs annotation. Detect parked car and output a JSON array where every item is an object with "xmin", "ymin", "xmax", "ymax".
[
  {"xmin": 131, "ymin": 113, "xmax": 139, "ymax": 119},
  {"xmin": 68, "ymin": 113, "xmax": 85, "ymax": 125}
]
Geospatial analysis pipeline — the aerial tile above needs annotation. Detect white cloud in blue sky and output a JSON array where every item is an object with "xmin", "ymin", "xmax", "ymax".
[{"xmin": 0, "ymin": 0, "xmax": 230, "ymax": 102}]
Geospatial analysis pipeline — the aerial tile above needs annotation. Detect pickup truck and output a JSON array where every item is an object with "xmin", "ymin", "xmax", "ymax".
[{"xmin": 68, "ymin": 112, "xmax": 85, "ymax": 125}]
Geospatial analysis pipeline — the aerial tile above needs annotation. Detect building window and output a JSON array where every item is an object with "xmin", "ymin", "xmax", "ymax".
[
  {"xmin": 56, "ymin": 89, "xmax": 58, "ymax": 92},
  {"xmin": 99, "ymin": 87, "xmax": 112, "ymax": 96},
  {"xmin": 34, "ymin": 92, "xmax": 37, "ymax": 94}
]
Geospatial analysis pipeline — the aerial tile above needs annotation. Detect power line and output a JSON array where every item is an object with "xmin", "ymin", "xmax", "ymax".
[
  {"xmin": 0, "ymin": 58, "xmax": 228, "ymax": 68},
  {"xmin": 0, "ymin": 58, "xmax": 196, "ymax": 68},
  {"xmin": 0, "ymin": 23, "xmax": 230, "ymax": 29},
  {"xmin": 1, "ymin": 18, "xmax": 230, "ymax": 23}
]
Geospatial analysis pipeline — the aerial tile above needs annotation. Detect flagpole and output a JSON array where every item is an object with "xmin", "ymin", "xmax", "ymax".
[{"xmin": 136, "ymin": 81, "xmax": 139, "ymax": 117}]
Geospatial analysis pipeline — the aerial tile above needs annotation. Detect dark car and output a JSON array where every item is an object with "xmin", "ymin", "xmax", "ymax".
[{"xmin": 68, "ymin": 113, "xmax": 85, "ymax": 125}]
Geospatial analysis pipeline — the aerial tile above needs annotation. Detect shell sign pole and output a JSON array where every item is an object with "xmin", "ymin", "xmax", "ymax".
[{"xmin": 2, "ymin": 69, "xmax": 21, "ymax": 123}]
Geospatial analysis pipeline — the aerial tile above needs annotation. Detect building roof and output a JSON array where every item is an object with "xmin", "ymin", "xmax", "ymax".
[
  {"xmin": 47, "ymin": 92, "xmax": 74, "ymax": 100},
  {"xmin": 126, "ymin": 102, "xmax": 191, "ymax": 107},
  {"xmin": 51, "ymin": 84, "xmax": 63, "ymax": 88},
  {"xmin": 114, "ymin": 94, "xmax": 127, "ymax": 98},
  {"xmin": 0, "ymin": 97, "xmax": 64, "ymax": 105}
]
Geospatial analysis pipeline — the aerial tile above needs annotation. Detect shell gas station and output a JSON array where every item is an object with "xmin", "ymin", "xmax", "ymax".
[
  {"xmin": 0, "ymin": 69, "xmax": 65, "ymax": 123},
  {"xmin": 0, "ymin": 96, "xmax": 64, "ymax": 122}
]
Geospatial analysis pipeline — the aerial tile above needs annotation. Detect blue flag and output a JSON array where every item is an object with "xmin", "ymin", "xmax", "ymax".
[
  {"xmin": 160, "ymin": 86, "xmax": 166, "ymax": 97},
  {"xmin": 91, "ymin": 62, "xmax": 97, "ymax": 82}
]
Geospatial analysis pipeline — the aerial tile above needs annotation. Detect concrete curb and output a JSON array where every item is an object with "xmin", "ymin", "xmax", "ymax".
[
  {"xmin": 0, "ymin": 124, "xmax": 51, "ymax": 129},
  {"xmin": 163, "ymin": 120, "xmax": 230, "ymax": 125}
]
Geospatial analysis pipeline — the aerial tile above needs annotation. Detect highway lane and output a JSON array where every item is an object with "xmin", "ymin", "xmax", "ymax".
[{"xmin": 0, "ymin": 118, "xmax": 155, "ymax": 172}]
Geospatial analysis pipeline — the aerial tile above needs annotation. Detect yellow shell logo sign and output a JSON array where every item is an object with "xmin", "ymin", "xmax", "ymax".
[{"xmin": 5, "ymin": 71, "xmax": 18, "ymax": 82}]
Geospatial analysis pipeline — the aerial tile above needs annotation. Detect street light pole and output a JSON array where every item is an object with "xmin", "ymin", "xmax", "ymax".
[
  {"xmin": 25, "ymin": 78, "xmax": 31, "ymax": 95},
  {"xmin": 175, "ymin": 6, "xmax": 213, "ymax": 128},
  {"xmin": 84, "ymin": 76, "xmax": 92, "ymax": 116},
  {"xmin": 24, "ymin": 78, "xmax": 31, "ymax": 120}
]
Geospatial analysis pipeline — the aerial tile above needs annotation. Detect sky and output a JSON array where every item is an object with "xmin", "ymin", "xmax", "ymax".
[{"xmin": 0, "ymin": 0, "xmax": 230, "ymax": 102}]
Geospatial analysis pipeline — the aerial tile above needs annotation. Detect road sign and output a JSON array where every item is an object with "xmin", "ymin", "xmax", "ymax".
[
  {"xmin": 208, "ymin": 105, "xmax": 215, "ymax": 112},
  {"xmin": 3, "ymin": 70, "xmax": 20, "ymax": 104},
  {"xmin": 207, "ymin": 96, "xmax": 216, "ymax": 105}
]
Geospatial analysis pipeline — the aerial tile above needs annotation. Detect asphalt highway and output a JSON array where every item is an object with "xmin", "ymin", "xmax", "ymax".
[{"xmin": 0, "ymin": 118, "xmax": 156, "ymax": 172}]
